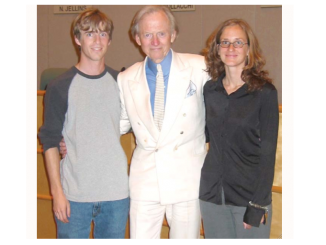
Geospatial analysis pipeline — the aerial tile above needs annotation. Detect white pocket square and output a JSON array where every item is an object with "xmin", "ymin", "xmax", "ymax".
[{"xmin": 186, "ymin": 80, "xmax": 197, "ymax": 98}]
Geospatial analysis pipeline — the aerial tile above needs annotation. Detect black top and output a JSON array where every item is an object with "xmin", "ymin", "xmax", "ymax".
[{"xmin": 199, "ymin": 72, "xmax": 279, "ymax": 227}]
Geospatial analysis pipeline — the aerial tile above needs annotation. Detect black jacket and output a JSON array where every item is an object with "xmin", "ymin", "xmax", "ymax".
[{"xmin": 199, "ymin": 73, "xmax": 279, "ymax": 227}]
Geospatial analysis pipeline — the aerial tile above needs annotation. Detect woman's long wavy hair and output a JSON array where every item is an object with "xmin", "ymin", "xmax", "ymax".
[{"xmin": 203, "ymin": 19, "xmax": 272, "ymax": 91}]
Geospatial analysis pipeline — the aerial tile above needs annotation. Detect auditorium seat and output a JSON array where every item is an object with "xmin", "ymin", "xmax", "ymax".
[{"xmin": 40, "ymin": 68, "xmax": 68, "ymax": 90}]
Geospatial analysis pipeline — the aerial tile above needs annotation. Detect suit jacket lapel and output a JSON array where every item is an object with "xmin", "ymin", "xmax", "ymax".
[
  {"xmin": 128, "ymin": 58, "xmax": 160, "ymax": 141},
  {"xmin": 158, "ymin": 51, "xmax": 193, "ymax": 145}
]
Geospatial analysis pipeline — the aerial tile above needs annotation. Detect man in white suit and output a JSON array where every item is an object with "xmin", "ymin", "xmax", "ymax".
[{"xmin": 118, "ymin": 6, "xmax": 209, "ymax": 239}]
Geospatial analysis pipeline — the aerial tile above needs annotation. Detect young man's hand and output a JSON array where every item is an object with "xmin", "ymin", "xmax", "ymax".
[{"xmin": 53, "ymin": 192, "xmax": 70, "ymax": 223}]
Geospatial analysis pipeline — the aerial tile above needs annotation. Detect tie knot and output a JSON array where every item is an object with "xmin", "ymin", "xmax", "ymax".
[{"xmin": 157, "ymin": 64, "xmax": 162, "ymax": 73}]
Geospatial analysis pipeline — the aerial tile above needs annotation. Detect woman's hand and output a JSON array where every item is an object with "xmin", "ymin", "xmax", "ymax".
[{"xmin": 243, "ymin": 215, "xmax": 265, "ymax": 230}]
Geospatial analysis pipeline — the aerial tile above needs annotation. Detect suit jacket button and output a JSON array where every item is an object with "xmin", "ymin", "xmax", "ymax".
[{"xmin": 180, "ymin": 131, "xmax": 184, "ymax": 134}]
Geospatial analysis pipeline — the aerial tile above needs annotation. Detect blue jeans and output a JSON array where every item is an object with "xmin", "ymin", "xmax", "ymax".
[{"xmin": 55, "ymin": 197, "xmax": 130, "ymax": 239}]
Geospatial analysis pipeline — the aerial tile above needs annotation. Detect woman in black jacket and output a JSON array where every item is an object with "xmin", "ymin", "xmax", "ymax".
[{"xmin": 199, "ymin": 19, "xmax": 279, "ymax": 239}]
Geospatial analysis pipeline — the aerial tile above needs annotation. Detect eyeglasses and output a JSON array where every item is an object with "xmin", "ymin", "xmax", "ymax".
[{"xmin": 218, "ymin": 40, "xmax": 248, "ymax": 48}]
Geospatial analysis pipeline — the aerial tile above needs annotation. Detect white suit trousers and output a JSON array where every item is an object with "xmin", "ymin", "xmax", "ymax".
[{"xmin": 130, "ymin": 199, "xmax": 201, "ymax": 239}]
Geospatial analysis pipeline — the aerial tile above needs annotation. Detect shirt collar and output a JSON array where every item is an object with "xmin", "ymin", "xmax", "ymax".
[
  {"xmin": 208, "ymin": 72, "xmax": 248, "ymax": 97},
  {"xmin": 147, "ymin": 49, "xmax": 172, "ymax": 76}
]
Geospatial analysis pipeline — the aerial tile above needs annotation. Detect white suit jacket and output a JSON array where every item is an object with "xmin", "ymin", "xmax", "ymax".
[{"xmin": 118, "ymin": 50, "xmax": 209, "ymax": 205}]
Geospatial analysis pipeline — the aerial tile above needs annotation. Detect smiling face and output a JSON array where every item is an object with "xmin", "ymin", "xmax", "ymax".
[
  {"xmin": 75, "ymin": 28, "xmax": 111, "ymax": 64},
  {"xmin": 135, "ymin": 11, "xmax": 176, "ymax": 64},
  {"xmin": 218, "ymin": 25, "xmax": 249, "ymax": 70}
]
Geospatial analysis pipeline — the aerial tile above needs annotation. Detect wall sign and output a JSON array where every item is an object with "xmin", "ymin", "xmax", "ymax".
[
  {"xmin": 53, "ymin": 5, "xmax": 92, "ymax": 14},
  {"xmin": 260, "ymin": 4, "xmax": 282, "ymax": 8},
  {"xmin": 168, "ymin": 5, "xmax": 195, "ymax": 12}
]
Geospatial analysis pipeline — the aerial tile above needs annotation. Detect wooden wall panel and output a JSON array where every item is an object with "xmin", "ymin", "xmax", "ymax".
[
  {"xmin": 37, "ymin": 199, "xmax": 56, "ymax": 239},
  {"xmin": 270, "ymin": 192, "xmax": 282, "ymax": 239},
  {"xmin": 37, "ymin": 154, "xmax": 50, "ymax": 196}
]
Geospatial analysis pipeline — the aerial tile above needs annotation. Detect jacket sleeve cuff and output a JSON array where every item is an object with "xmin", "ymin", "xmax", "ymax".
[{"xmin": 243, "ymin": 205, "xmax": 265, "ymax": 227}]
